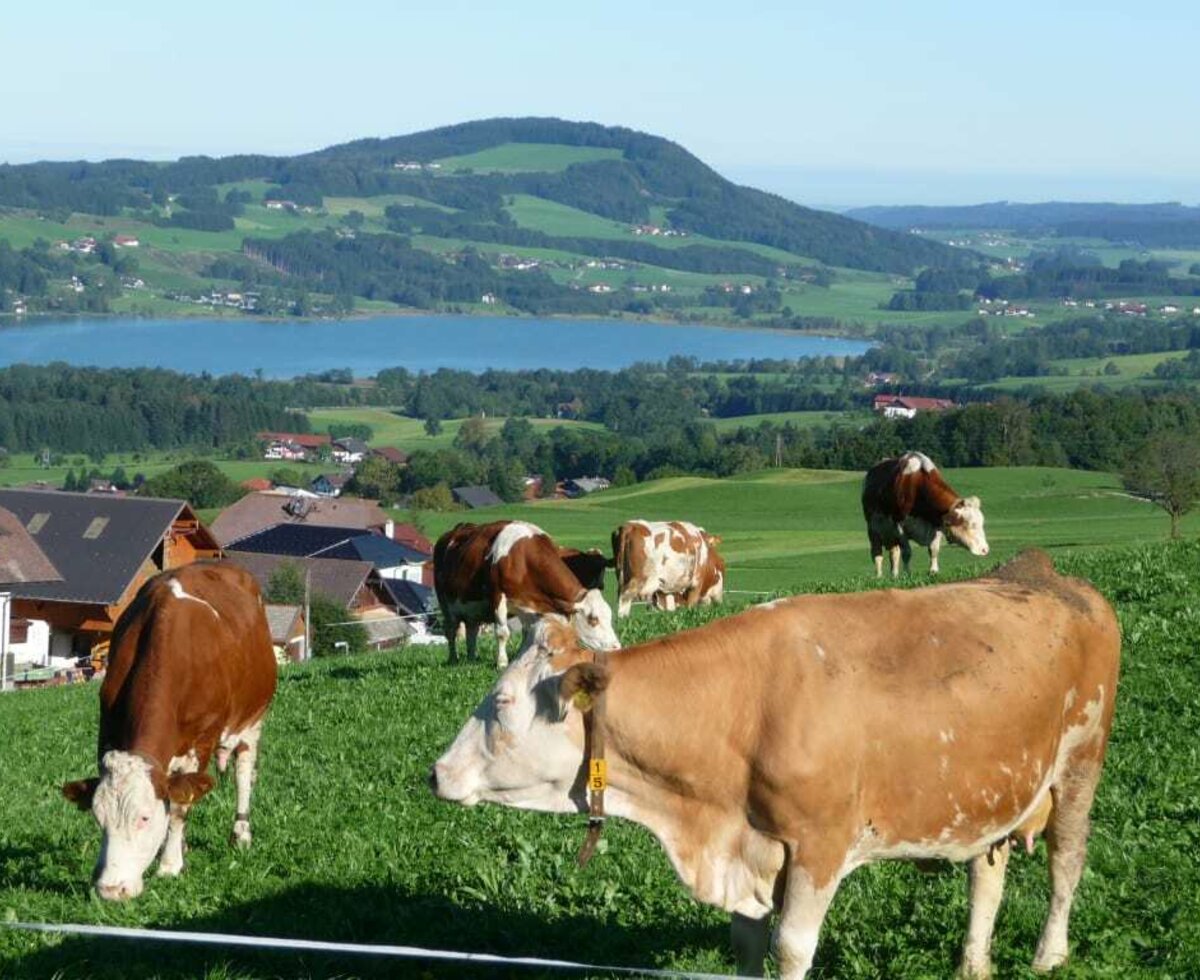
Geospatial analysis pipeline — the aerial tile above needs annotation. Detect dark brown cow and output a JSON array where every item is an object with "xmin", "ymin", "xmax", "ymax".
[
  {"xmin": 61, "ymin": 563, "xmax": 277, "ymax": 901},
  {"xmin": 433, "ymin": 520, "xmax": 619, "ymax": 669},
  {"xmin": 433, "ymin": 550, "xmax": 1120, "ymax": 979},
  {"xmin": 862, "ymin": 450, "xmax": 989, "ymax": 576},
  {"xmin": 558, "ymin": 547, "xmax": 612, "ymax": 592}
]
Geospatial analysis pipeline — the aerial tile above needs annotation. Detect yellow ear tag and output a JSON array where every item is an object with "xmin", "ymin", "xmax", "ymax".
[
  {"xmin": 588, "ymin": 759, "xmax": 607, "ymax": 791},
  {"xmin": 572, "ymin": 690, "xmax": 593, "ymax": 711}
]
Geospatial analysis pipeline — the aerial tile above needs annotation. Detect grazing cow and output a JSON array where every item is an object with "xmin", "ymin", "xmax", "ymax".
[
  {"xmin": 433, "ymin": 521, "xmax": 619, "ymax": 669},
  {"xmin": 61, "ymin": 563, "xmax": 276, "ymax": 901},
  {"xmin": 432, "ymin": 550, "xmax": 1120, "ymax": 979},
  {"xmin": 558, "ymin": 547, "xmax": 612, "ymax": 592},
  {"xmin": 862, "ymin": 451, "xmax": 989, "ymax": 577},
  {"xmin": 611, "ymin": 520, "xmax": 725, "ymax": 618}
]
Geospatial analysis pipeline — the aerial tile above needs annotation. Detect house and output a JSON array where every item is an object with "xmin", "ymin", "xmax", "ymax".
[
  {"xmin": 382, "ymin": 578, "xmax": 442, "ymax": 645},
  {"xmin": 872, "ymin": 394, "xmax": 957, "ymax": 419},
  {"xmin": 227, "ymin": 523, "xmax": 430, "ymax": 584},
  {"xmin": 390, "ymin": 522, "xmax": 432, "ymax": 556},
  {"xmin": 258, "ymin": 431, "xmax": 331, "ymax": 461},
  {"xmin": 563, "ymin": 476, "xmax": 611, "ymax": 497},
  {"xmin": 332, "ymin": 437, "xmax": 369, "ymax": 464},
  {"xmin": 865, "ymin": 371, "xmax": 900, "ymax": 387},
  {"xmin": 452, "ymin": 485, "xmax": 504, "ymax": 509},
  {"xmin": 241, "ymin": 477, "xmax": 273, "ymax": 492},
  {"xmin": 311, "ymin": 472, "xmax": 351, "ymax": 498},
  {"xmin": 0, "ymin": 490, "xmax": 220, "ymax": 669},
  {"xmin": 372, "ymin": 446, "xmax": 409, "ymax": 466},
  {"xmin": 211, "ymin": 491, "xmax": 392, "ymax": 548},
  {"xmin": 113, "ymin": 235, "xmax": 140, "ymax": 248},
  {"xmin": 264, "ymin": 603, "xmax": 307, "ymax": 663}
]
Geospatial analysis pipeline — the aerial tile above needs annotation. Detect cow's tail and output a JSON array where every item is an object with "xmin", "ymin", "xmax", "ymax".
[{"xmin": 611, "ymin": 526, "xmax": 630, "ymax": 594}]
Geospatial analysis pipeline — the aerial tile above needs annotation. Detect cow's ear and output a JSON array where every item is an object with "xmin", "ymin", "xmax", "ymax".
[
  {"xmin": 62, "ymin": 777, "xmax": 99, "ymax": 811},
  {"xmin": 166, "ymin": 772, "xmax": 216, "ymax": 806},
  {"xmin": 559, "ymin": 663, "xmax": 610, "ymax": 712}
]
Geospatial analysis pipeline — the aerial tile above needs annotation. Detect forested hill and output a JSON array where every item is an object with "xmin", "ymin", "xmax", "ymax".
[
  {"xmin": 847, "ymin": 201, "xmax": 1200, "ymax": 247},
  {"xmin": 0, "ymin": 117, "xmax": 962, "ymax": 275}
]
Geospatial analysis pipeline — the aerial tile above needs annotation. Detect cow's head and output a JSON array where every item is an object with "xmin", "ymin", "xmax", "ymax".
[
  {"xmin": 943, "ymin": 496, "xmax": 989, "ymax": 556},
  {"xmin": 431, "ymin": 617, "xmax": 608, "ymax": 812},
  {"xmin": 704, "ymin": 533, "xmax": 723, "ymax": 549},
  {"xmin": 61, "ymin": 750, "xmax": 214, "ymax": 900},
  {"xmin": 571, "ymin": 589, "xmax": 620, "ymax": 652}
]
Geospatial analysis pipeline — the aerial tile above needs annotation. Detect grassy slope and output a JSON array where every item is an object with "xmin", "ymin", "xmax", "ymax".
[
  {"xmin": 982, "ymin": 349, "xmax": 1195, "ymax": 392},
  {"xmin": 434, "ymin": 142, "xmax": 624, "ymax": 173},
  {"xmin": 304, "ymin": 408, "xmax": 603, "ymax": 452},
  {"xmin": 2, "ymin": 533, "xmax": 1197, "ymax": 978},
  {"xmin": 414, "ymin": 466, "xmax": 1197, "ymax": 594}
]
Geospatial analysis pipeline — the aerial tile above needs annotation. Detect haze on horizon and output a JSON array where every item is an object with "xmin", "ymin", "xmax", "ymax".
[{"xmin": 3, "ymin": 0, "xmax": 1197, "ymax": 208}]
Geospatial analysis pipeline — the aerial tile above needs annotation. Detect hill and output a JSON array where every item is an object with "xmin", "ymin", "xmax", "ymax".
[
  {"xmin": 847, "ymin": 201, "xmax": 1200, "ymax": 248},
  {"xmin": 0, "ymin": 118, "xmax": 980, "ymax": 327}
]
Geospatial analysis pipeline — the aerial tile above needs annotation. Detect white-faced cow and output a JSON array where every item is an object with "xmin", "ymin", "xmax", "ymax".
[
  {"xmin": 432, "ymin": 550, "xmax": 1120, "ymax": 979},
  {"xmin": 61, "ymin": 563, "xmax": 277, "ymax": 901},
  {"xmin": 611, "ymin": 519, "xmax": 725, "ymax": 618},
  {"xmin": 433, "ymin": 521, "xmax": 619, "ymax": 669},
  {"xmin": 862, "ymin": 451, "xmax": 989, "ymax": 577}
]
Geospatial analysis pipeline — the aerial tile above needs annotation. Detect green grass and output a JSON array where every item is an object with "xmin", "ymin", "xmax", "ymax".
[
  {"xmin": 0, "ymin": 451, "xmax": 328, "ymax": 490},
  {"xmin": 707, "ymin": 410, "xmax": 863, "ymax": 431},
  {"xmin": 303, "ymin": 408, "xmax": 604, "ymax": 453},
  {"xmin": 2, "ymin": 532, "xmax": 1197, "ymax": 978},
  {"xmin": 415, "ymin": 466, "xmax": 1198, "ymax": 595},
  {"xmin": 982, "ymin": 349, "xmax": 1197, "ymax": 393},
  {"xmin": 433, "ymin": 142, "xmax": 624, "ymax": 174}
]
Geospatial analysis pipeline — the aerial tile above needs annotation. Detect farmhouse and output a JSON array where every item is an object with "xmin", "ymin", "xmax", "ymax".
[
  {"xmin": 331, "ymin": 437, "xmax": 369, "ymax": 463},
  {"xmin": 372, "ymin": 446, "xmax": 409, "ymax": 466},
  {"xmin": 563, "ymin": 476, "xmax": 610, "ymax": 497},
  {"xmin": 259, "ymin": 431, "xmax": 331, "ymax": 462},
  {"xmin": 311, "ymin": 472, "xmax": 351, "ymax": 498},
  {"xmin": 265, "ymin": 603, "xmax": 307, "ymax": 662},
  {"xmin": 872, "ymin": 394, "xmax": 956, "ymax": 419},
  {"xmin": 0, "ymin": 490, "xmax": 220, "ymax": 668},
  {"xmin": 228, "ymin": 523, "xmax": 430, "ymax": 584},
  {"xmin": 112, "ymin": 235, "xmax": 140, "ymax": 248},
  {"xmin": 451, "ymin": 485, "xmax": 504, "ymax": 509},
  {"xmin": 211, "ymin": 490, "xmax": 391, "ymax": 547}
]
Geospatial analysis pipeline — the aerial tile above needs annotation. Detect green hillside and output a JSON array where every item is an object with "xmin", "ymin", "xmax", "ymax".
[
  {"xmin": 0, "ymin": 117, "xmax": 976, "ymax": 327},
  {"xmin": 414, "ymin": 466, "xmax": 1192, "ymax": 593}
]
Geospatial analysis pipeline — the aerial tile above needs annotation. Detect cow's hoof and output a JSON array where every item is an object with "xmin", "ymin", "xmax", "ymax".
[
  {"xmin": 156, "ymin": 860, "xmax": 184, "ymax": 878},
  {"xmin": 957, "ymin": 959, "xmax": 992, "ymax": 980},
  {"xmin": 1031, "ymin": 951, "xmax": 1068, "ymax": 974},
  {"xmin": 230, "ymin": 821, "xmax": 252, "ymax": 848}
]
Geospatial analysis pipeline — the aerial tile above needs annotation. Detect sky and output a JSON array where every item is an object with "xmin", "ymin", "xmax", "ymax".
[{"xmin": 3, "ymin": 0, "xmax": 1198, "ymax": 207}]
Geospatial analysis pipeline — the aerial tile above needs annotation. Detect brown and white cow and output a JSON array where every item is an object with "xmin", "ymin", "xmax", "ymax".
[
  {"xmin": 558, "ymin": 547, "xmax": 612, "ymax": 592},
  {"xmin": 432, "ymin": 550, "xmax": 1120, "ymax": 979},
  {"xmin": 61, "ymin": 563, "xmax": 277, "ymax": 901},
  {"xmin": 433, "ymin": 521, "xmax": 619, "ymax": 669},
  {"xmin": 862, "ymin": 451, "xmax": 989, "ymax": 577},
  {"xmin": 611, "ymin": 519, "xmax": 725, "ymax": 617}
]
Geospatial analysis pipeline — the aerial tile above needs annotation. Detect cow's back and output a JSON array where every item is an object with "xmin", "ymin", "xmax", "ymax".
[{"xmin": 99, "ymin": 563, "xmax": 276, "ymax": 759}]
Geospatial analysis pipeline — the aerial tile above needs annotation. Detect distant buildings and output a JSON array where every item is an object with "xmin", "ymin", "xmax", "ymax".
[{"xmin": 873, "ymin": 394, "xmax": 956, "ymax": 419}]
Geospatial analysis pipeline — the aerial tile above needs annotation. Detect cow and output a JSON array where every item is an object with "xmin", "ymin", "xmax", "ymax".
[
  {"xmin": 862, "ymin": 451, "xmax": 989, "ymax": 577},
  {"xmin": 61, "ymin": 563, "xmax": 277, "ymax": 901},
  {"xmin": 433, "ymin": 521, "xmax": 620, "ymax": 669},
  {"xmin": 432, "ymin": 550, "xmax": 1120, "ymax": 980},
  {"xmin": 611, "ymin": 519, "xmax": 725, "ymax": 618},
  {"xmin": 558, "ymin": 547, "xmax": 612, "ymax": 592}
]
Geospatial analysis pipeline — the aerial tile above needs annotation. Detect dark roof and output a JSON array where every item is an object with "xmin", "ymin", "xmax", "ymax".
[
  {"xmin": 230, "ymin": 523, "xmax": 369, "ymax": 558},
  {"xmin": 373, "ymin": 447, "xmax": 409, "ymax": 465},
  {"xmin": 384, "ymin": 579, "xmax": 436, "ymax": 617},
  {"xmin": 318, "ymin": 535, "xmax": 430, "ymax": 566},
  {"xmin": 333, "ymin": 437, "xmax": 369, "ymax": 454},
  {"xmin": 313, "ymin": 473, "xmax": 351, "ymax": 489},
  {"xmin": 264, "ymin": 604, "xmax": 302, "ymax": 643},
  {"xmin": 452, "ymin": 485, "xmax": 504, "ymax": 509},
  {"xmin": 223, "ymin": 552, "xmax": 373, "ymax": 608},
  {"xmin": 0, "ymin": 505, "xmax": 63, "ymax": 586},
  {"xmin": 0, "ymin": 489, "xmax": 187, "ymax": 604}
]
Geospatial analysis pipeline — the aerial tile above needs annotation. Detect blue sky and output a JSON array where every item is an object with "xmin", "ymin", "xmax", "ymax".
[{"xmin": 3, "ymin": 0, "xmax": 1197, "ymax": 206}]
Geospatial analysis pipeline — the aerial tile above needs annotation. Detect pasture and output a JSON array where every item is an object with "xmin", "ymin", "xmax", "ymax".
[
  {"xmin": 416, "ymin": 466, "xmax": 1198, "ymax": 594},
  {"xmin": 1, "ymin": 539, "xmax": 1198, "ymax": 978},
  {"xmin": 433, "ymin": 143, "xmax": 625, "ymax": 174}
]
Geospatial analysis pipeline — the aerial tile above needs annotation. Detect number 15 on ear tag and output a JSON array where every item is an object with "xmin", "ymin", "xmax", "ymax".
[{"xmin": 589, "ymin": 759, "xmax": 607, "ymax": 791}]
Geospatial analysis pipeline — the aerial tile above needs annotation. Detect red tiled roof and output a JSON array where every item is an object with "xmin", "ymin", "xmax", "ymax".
[
  {"xmin": 390, "ymin": 523, "xmax": 432, "ymax": 554},
  {"xmin": 874, "ymin": 395, "xmax": 955, "ymax": 412},
  {"xmin": 241, "ymin": 478, "xmax": 273, "ymax": 491},
  {"xmin": 373, "ymin": 446, "xmax": 409, "ymax": 464},
  {"xmin": 257, "ymin": 431, "xmax": 331, "ymax": 448}
]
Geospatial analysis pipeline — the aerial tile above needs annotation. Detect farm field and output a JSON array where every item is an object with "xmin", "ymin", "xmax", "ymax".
[
  {"xmin": 0, "ymin": 451, "xmax": 327, "ymax": 491},
  {"xmin": 1, "ymin": 536, "xmax": 1197, "ymax": 978},
  {"xmin": 415, "ymin": 466, "xmax": 1198, "ymax": 595},
  {"xmin": 304, "ymin": 407, "xmax": 605, "ymax": 453},
  {"xmin": 433, "ymin": 142, "xmax": 625, "ymax": 173},
  {"xmin": 707, "ymin": 410, "xmax": 861, "ymax": 431},
  {"xmin": 982, "ymin": 349, "xmax": 1196, "ymax": 393}
]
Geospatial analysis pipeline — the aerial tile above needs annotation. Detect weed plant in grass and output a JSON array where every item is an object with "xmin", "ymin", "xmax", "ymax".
[{"xmin": 1, "ymin": 542, "xmax": 1198, "ymax": 977}]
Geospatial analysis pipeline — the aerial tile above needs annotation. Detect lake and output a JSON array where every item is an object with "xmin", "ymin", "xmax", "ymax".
[{"xmin": 0, "ymin": 314, "xmax": 870, "ymax": 377}]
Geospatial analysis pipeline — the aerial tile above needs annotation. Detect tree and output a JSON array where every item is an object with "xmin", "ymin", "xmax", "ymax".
[
  {"xmin": 454, "ymin": 415, "xmax": 489, "ymax": 454},
  {"xmin": 1122, "ymin": 430, "xmax": 1200, "ymax": 539},
  {"xmin": 409, "ymin": 482, "xmax": 457, "ymax": 512},
  {"xmin": 62, "ymin": 467, "xmax": 78, "ymax": 492},
  {"xmin": 269, "ymin": 467, "xmax": 306, "ymax": 488},
  {"xmin": 309, "ymin": 593, "xmax": 368, "ymax": 657},
  {"xmin": 349, "ymin": 455, "xmax": 400, "ymax": 501},
  {"xmin": 140, "ymin": 460, "xmax": 244, "ymax": 508},
  {"xmin": 423, "ymin": 417, "xmax": 443, "ymax": 437},
  {"xmin": 265, "ymin": 562, "xmax": 306, "ymax": 605}
]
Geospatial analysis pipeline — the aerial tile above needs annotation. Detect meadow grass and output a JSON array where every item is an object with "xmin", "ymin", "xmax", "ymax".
[
  {"xmin": 0, "ymin": 451, "xmax": 328, "ymax": 490},
  {"xmin": 1, "ymin": 536, "xmax": 1197, "ymax": 978},
  {"xmin": 433, "ymin": 143, "xmax": 625, "ymax": 174},
  {"xmin": 981, "ymin": 349, "xmax": 1195, "ymax": 392},
  {"xmin": 706, "ymin": 410, "xmax": 862, "ymax": 432},
  {"xmin": 415, "ymin": 466, "xmax": 1196, "ymax": 594}
]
